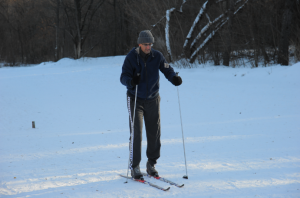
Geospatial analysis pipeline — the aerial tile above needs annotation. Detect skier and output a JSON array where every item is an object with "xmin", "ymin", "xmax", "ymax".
[{"xmin": 120, "ymin": 30, "xmax": 182, "ymax": 180}]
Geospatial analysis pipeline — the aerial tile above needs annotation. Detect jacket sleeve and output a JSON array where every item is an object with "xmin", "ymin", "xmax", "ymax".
[
  {"xmin": 159, "ymin": 53, "xmax": 176, "ymax": 84},
  {"xmin": 120, "ymin": 56, "xmax": 134, "ymax": 89}
]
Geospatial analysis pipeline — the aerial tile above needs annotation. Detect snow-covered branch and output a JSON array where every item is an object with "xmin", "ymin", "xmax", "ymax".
[
  {"xmin": 189, "ymin": 19, "xmax": 227, "ymax": 61},
  {"xmin": 165, "ymin": 8, "xmax": 176, "ymax": 62},
  {"xmin": 206, "ymin": 13, "xmax": 212, "ymax": 23},
  {"xmin": 189, "ymin": 0, "xmax": 247, "ymax": 50},
  {"xmin": 152, "ymin": 0, "xmax": 188, "ymax": 30},
  {"xmin": 189, "ymin": 0, "xmax": 248, "ymax": 62},
  {"xmin": 180, "ymin": 0, "xmax": 187, "ymax": 12},
  {"xmin": 190, "ymin": 13, "xmax": 224, "ymax": 48},
  {"xmin": 151, "ymin": 16, "xmax": 166, "ymax": 29},
  {"xmin": 183, "ymin": 1, "xmax": 208, "ymax": 48},
  {"xmin": 235, "ymin": 0, "xmax": 242, "ymax": 4},
  {"xmin": 234, "ymin": 0, "xmax": 247, "ymax": 14}
]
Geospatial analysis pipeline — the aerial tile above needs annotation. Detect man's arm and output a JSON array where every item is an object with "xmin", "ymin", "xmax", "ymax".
[
  {"xmin": 159, "ymin": 53, "xmax": 176, "ymax": 83},
  {"xmin": 159, "ymin": 53, "xmax": 182, "ymax": 86},
  {"xmin": 120, "ymin": 57, "xmax": 134, "ymax": 89}
]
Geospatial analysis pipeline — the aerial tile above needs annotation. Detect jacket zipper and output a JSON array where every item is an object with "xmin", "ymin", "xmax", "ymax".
[{"xmin": 145, "ymin": 62, "xmax": 148, "ymax": 99}]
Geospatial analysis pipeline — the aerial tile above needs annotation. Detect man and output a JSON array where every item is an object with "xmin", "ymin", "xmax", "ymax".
[{"xmin": 120, "ymin": 30, "xmax": 182, "ymax": 180}]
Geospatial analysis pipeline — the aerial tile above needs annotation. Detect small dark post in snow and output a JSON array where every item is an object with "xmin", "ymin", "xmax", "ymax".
[{"xmin": 32, "ymin": 121, "xmax": 35, "ymax": 128}]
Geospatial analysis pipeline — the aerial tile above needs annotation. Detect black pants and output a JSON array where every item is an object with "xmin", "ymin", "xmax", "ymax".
[{"xmin": 127, "ymin": 95, "xmax": 161, "ymax": 169}]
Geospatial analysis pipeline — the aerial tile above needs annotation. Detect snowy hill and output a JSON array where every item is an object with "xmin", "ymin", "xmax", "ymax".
[{"xmin": 0, "ymin": 57, "xmax": 299, "ymax": 198}]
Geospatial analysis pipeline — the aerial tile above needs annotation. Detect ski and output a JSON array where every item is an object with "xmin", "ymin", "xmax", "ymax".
[
  {"xmin": 142, "ymin": 173, "xmax": 184, "ymax": 188},
  {"xmin": 119, "ymin": 174, "xmax": 170, "ymax": 191}
]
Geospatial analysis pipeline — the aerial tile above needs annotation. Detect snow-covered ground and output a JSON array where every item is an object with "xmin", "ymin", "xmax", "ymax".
[{"xmin": 0, "ymin": 57, "xmax": 299, "ymax": 198}]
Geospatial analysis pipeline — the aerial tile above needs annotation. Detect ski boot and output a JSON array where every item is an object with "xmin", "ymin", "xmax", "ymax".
[
  {"xmin": 131, "ymin": 165, "xmax": 144, "ymax": 180},
  {"xmin": 146, "ymin": 161, "xmax": 159, "ymax": 177}
]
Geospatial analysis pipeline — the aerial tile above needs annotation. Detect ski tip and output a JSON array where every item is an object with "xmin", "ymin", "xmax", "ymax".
[
  {"xmin": 183, "ymin": 175, "xmax": 188, "ymax": 179},
  {"xmin": 178, "ymin": 184, "xmax": 184, "ymax": 188},
  {"xmin": 164, "ymin": 187, "xmax": 171, "ymax": 191}
]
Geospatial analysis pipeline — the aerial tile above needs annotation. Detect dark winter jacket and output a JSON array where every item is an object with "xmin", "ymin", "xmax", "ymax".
[{"xmin": 120, "ymin": 47, "xmax": 176, "ymax": 100}]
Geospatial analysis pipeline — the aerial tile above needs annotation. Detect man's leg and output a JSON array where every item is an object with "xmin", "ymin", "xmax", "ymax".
[
  {"xmin": 144, "ymin": 96, "xmax": 161, "ymax": 166},
  {"xmin": 127, "ymin": 96, "xmax": 144, "ymax": 170}
]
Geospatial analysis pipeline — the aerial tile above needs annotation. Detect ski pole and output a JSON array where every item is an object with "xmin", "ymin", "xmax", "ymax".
[
  {"xmin": 176, "ymin": 72, "xmax": 188, "ymax": 179},
  {"xmin": 125, "ymin": 73, "xmax": 140, "ymax": 183}
]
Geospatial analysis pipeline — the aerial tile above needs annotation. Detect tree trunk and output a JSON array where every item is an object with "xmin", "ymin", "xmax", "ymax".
[
  {"xmin": 17, "ymin": 27, "xmax": 24, "ymax": 64},
  {"xmin": 213, "ymin": 39, "xmax": 220, "ymax": 65},
  {"xmin": 114, "ymin": 0, "xmax": 117, "ymax": 55},
  {"xmin": 74, "ymin": 0, "xmax": 82, "ymax": 59},
  {"xmin": 74, "ymin": 40, "xmax": 81, "ymax": 59},
  {"xmin": 120, "ymin": 2, "xmax": 125, "ymax": 54},
  {"xmin": 278, "ymin": 0, "xmax": 294, "ymax": 65},
  {"xmin": 55, "ymin": 0, "xmax": 60, "ymax": 61},
  {"xmin": 223, "ymin": 0, "xmax": 234, "ymax": 66},
  {"xmin": 165, "ymin": 8, "xmax": 176, "ymax": 62},
  {"xmin": 248, "ymin": 3, "xmax": 258, "ymax": 67}
]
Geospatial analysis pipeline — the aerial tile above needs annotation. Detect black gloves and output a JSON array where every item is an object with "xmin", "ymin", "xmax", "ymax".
[
  {"xmin": 131, "ymin": 74, "xmax": 141, "ymax": 86},
  {"xmin": 172, "ymin": 75, "xmax": 182, "ymax": 86}
]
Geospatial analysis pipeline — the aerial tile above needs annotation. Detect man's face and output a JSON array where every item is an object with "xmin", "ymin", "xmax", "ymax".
[{"xmin": 139, "ymin": 43, "xmax": 153, "ymax": 54}]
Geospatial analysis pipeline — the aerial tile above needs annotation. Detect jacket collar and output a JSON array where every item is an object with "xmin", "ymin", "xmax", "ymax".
[{"xmin": 135, "ymin": 47, "xmax": 154, "ymax": 58}]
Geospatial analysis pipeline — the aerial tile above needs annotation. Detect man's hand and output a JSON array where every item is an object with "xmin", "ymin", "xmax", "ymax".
[
  {"xmin": 131, "ymin": 74, "xmax": 141, "ymax": 86},
  {"xmin": 172, "ymin": 75, "xmax": 182, "ymax": 86}
]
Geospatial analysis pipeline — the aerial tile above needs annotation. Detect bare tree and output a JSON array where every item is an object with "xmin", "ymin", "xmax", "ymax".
[
  {"xmin": 55, "ymin": 0, "xmax": 60, "ymax": 61},
  {"xmin": 187, "ymin": 0, "xmax": 248, "ymax": 64},
  {"xmin": 278, "ymin": 0, "xmax": 294, "ymax": 65},
  {"xmin": 222, "ymin": 0, "xmax": 234, "ymax": 66},
  {"xmin": 0, "ymin": 0, "xmax": 298, "ymax": 66},
  {"xmin": 292, "ymin": 0, "xmax": 300, "ymax": 62},
  {"xmin": 61, "ymin": 0, "xmax": 105, "ymax": 59}
]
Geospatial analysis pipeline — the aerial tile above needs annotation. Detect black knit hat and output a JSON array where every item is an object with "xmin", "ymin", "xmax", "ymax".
[{"xmin": 137, "ymin": 30, "xmax": 155, "ymax": 44}]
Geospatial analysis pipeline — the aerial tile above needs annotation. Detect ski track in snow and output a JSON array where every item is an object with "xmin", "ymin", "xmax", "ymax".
[
  {"xmin": 0, "ymin": 134, "xmax": 256, "ymax": 162},
  {"xmin": 1, "ymin": 161, "xmax": 300, "ymax": 196},
  {"xmin": 0, "ymin": 57, "xmax": 299, "ymax": 197}
]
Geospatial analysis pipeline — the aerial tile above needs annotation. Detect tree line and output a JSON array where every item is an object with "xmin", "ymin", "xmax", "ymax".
[{"xmin": 0, "ymin": 0, "xmax": 299, "ymax": 67}]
